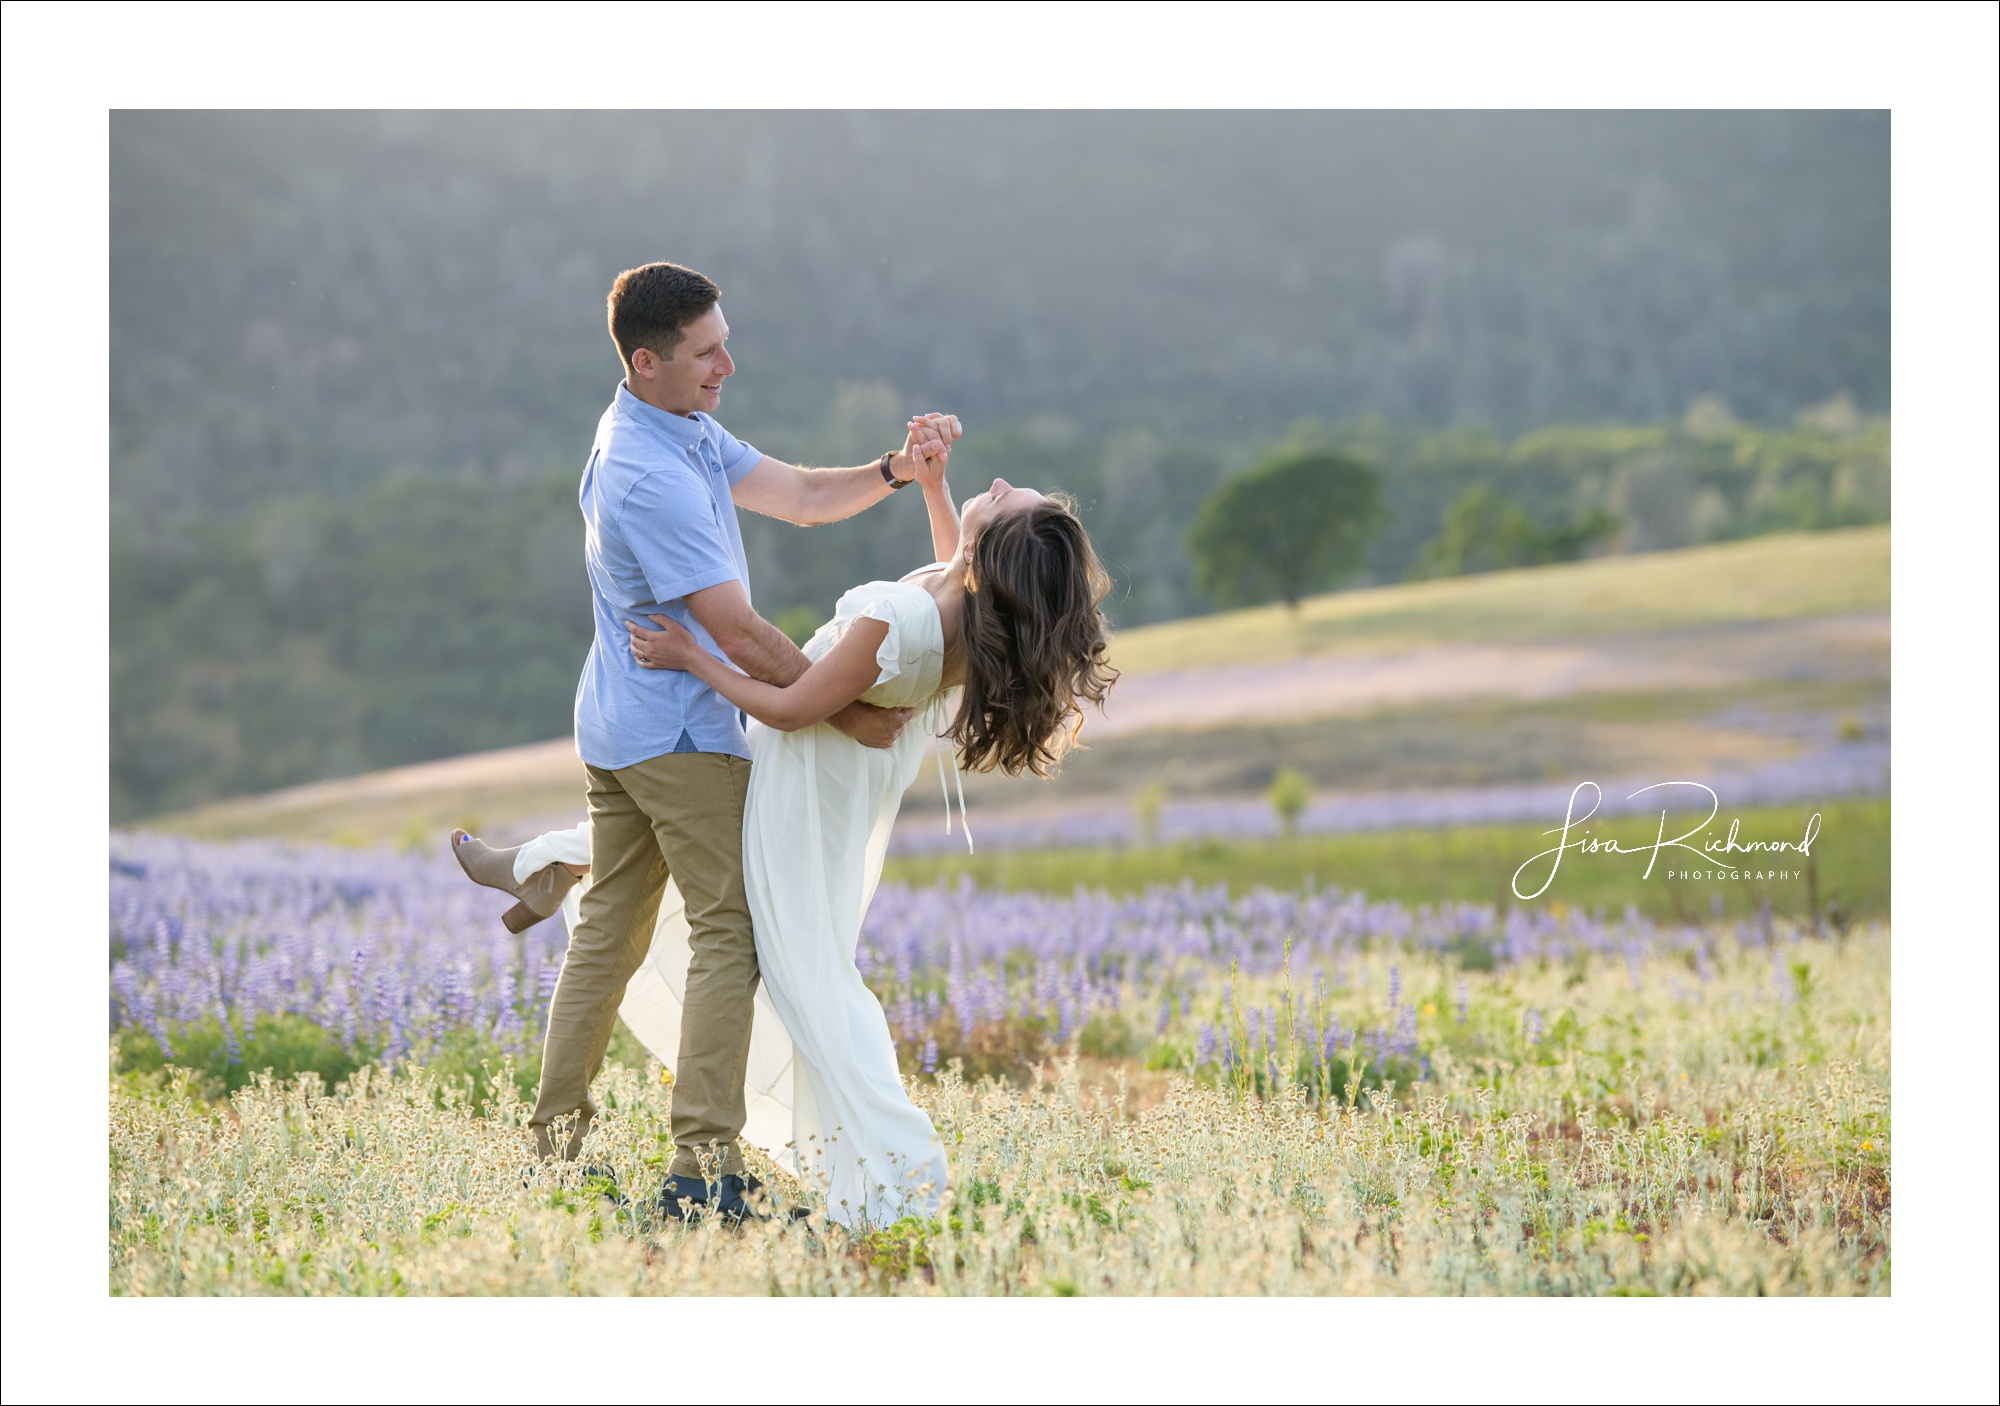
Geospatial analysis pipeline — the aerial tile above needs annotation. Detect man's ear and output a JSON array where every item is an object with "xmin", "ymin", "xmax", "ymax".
[{"xmin": 630, "ymin": 346, "xmax": 657, "ymax": 380}]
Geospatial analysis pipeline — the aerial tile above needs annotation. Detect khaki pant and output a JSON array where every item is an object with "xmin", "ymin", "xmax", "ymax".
[{"xmin": 528, "ymin": 751, "xmax": 758, "ymax": 1178}]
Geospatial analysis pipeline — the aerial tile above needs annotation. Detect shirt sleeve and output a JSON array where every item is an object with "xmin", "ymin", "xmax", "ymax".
[
  {"xmin": 702, "ymin": 416, "xmax": 764, "ymax": 485},
  {"xmin": 618, "ymin": 465, "xmax": 743, "ymax": 604}
]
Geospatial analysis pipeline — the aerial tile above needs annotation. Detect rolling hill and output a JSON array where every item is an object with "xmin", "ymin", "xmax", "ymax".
[{"xmin": 135, "ymin": 526, "xmax": 1889, "ymax": 850}]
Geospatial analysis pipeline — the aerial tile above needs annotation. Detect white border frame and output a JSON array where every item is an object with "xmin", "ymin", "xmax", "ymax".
[{"xmin": 4, "ymin": 3, "xmax": 1994, "ymax": 1402}]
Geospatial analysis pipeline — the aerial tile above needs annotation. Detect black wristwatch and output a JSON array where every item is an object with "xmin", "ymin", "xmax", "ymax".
[{"xmin": 879, "ymin": 450, "xmax": 911, "ymax": 490}]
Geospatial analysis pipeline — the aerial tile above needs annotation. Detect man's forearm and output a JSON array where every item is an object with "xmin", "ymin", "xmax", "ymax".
[
  {"xmin": 678, "ymin": 568, "xmax": 907, "ymax": 747},
  {"xmin": 714, "ymin": 613, "xmax": 811, "ymax": 687},
  {"xmin": 798, "ymin": 461, "xmax": 900, "ymax": 525},
  {"xmin": 715, "ymin": 619, "xmax": 904, "ymax": 747}
]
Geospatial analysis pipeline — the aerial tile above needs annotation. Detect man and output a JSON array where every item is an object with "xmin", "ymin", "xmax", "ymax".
[{"xmin": 530, "ymin": 260, "xmax": 955, "ymax": 1217}]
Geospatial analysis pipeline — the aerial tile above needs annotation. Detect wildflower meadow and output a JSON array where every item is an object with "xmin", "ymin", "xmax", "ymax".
[{"xmin": 109, "ymin": 831, "xmax": 1889, "ymax": 1295}]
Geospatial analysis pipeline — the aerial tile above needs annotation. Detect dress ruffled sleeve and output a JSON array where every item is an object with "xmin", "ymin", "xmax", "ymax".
[{"xmin": 847, "ymin": 590, "xmax": 911, "ymax": 692}]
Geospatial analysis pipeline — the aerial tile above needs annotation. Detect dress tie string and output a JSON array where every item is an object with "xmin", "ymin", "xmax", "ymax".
[{"xmin": 931, "ymin": 695, "xmax": 974, "ymax": 854}]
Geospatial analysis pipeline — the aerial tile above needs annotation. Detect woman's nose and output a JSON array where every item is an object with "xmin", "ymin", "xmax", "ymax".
[{"xmin": 990, "ymin": 476, "xmax": 1011, "ymax": 495}]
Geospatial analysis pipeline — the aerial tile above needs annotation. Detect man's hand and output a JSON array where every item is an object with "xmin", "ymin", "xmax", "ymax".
[
  {"xmin": 828, "ymin": 700, "xmax": 914, "ymax": 749},
  {"xmin": 890, "ymin": 413, "xmax": 962, "ymax": 483}
]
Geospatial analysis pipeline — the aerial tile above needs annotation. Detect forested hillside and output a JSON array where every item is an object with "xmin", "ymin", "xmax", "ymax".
[{"xmin": 110, "ymin": 111, "xmax": 1889, "ymax": 819}]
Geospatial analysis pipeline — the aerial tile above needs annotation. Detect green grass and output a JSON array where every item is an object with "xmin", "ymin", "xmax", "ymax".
[
  {"xmin": 885, "ymin": 798, "xmax": 1890, "ymax": 923},
  {"xmin": 114, "ymin": 1011, "xmax": 654, "ymax": 1107},
  {"xmin": 1107, "ymin": 525, "xmax": 1890, "ymax": 673}
]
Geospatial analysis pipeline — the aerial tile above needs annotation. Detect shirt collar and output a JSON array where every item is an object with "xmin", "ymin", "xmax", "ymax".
[{"xmin": 615, "ymin": 380, "xmax": 708, "ymax": 447}]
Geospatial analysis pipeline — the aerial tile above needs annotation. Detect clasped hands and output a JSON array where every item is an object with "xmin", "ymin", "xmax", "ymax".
[{"xmin": 892, "ymin": 411, "xmax": 962, "ymax": 487}]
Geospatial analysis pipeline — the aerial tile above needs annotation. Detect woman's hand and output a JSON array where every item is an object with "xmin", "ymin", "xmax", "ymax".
[
  {"xmin": 904, "ymin": 413, "xmax": 962, "ymax": 562},
  {"xmin": 625, "ymin": 613, "xmax": 703, "ymax": 671},
  {"xmin": 914, "ymin": 437, "xmax": 951, "ymax": 490},
  {"xmin": 903, "ymin": 412, "xmax": 960, "ymax": 490}
]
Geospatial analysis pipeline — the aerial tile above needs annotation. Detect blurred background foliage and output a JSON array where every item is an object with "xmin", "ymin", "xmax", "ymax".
[{"xmin": 110, "ymin": 111, "xmax": 1888, "ymax": 821}]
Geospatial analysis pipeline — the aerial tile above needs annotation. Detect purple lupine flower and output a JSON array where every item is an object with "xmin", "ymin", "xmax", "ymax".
[
  {"xmin": 1455, "ymin": 978, "xmax": 1469, "ymax": 1025},
  {"xmin": 1196, "ymin": 1024, "xmax": 1217, "ymax": 1067},
  {"xmin": 143, "ymin": 992, "xmax": 173, "ymax": 1059},
  {"xmin": 109, "ymin": 831, "xmax": 1772, "ymax": 1084},
  {"xmin": 1394, "ymin": 1006, "xmax": 1418, "ymax": 1056},
  {"xmin": 1524, "ymin": 1009, "xmax": 1544, "ymax": 1046},
  {"xmin": 1388, "ymin": 965, "xmax": 1402, "ymax": 1008},
  {"xmin": 921, "ymin": 1037, "xmax": 938, "ymax": 1073},
  {"xmin": 1156, "ymin": 997, "xmax": 1171, "ymax": 1036}
]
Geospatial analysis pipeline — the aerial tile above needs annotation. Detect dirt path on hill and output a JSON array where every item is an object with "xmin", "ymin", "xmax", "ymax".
[{"xmin": 1089, "ymin": 613, "xmax": 1886, "ymax": 738}]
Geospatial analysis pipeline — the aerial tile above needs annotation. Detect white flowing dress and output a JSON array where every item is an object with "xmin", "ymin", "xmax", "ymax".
[{"xmin": 522, "ymin": 578, "xmax": 957, "ymax": 1226}]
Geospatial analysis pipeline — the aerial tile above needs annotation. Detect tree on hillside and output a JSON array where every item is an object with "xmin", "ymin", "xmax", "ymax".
[
  {"xmin": 1410, "ymin": 485, "xmax": 1619, "ymax": 578},
  {"xmin": 1267, "ymin": 767, "xmax": 1311, "ymax": 839},
  {"xmin": 1186, "ymin": 451, "xmax": 1384, "ymax": 609}
]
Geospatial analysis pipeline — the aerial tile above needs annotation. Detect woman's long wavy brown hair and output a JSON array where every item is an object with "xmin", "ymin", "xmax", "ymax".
[{"xmin": 947, "ymin": 493, "xmax": 1119, "ymax": 776}]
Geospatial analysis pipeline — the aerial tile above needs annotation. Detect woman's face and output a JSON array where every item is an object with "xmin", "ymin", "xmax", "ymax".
[{"xmin": 959, "ymin": 477, "xmax": 1045, "ymax": 557}]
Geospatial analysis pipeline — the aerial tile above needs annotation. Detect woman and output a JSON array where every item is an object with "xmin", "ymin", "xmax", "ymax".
[{"xmin": 454, "ymin": 433, "xmax": 1116, "ymax": 1226}]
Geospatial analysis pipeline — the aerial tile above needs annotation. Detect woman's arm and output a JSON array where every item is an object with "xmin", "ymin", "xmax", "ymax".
[
  {"xmin": 910, "ymin": 413, "xmax": 961, "ymax": 564},
  {"xmin": 625, "ymin": 612, "xmax": 890, "ymax": 732}
]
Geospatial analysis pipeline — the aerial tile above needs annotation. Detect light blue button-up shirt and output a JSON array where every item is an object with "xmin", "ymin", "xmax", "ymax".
[{"xmin": 573, "ymin": 382, "xmax": 763, "ymax": 770}]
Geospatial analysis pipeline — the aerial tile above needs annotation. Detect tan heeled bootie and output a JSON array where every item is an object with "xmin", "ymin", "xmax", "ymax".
[{"xmin": 450, "ymin": 830, "xmax": 580, "ymax": 933}]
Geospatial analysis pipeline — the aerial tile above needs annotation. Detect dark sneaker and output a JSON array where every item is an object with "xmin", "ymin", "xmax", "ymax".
[
  {"xmin": 658, "ymin": 1172, "xmax": 771, "ymax": 1225},
  {"xmin": 731, "ymin": 1175, "xmax": 813, "ymax": 1224}
]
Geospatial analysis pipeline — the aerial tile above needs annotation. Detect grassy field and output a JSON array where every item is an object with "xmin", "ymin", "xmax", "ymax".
[
  {"xmin": 1106, "ymin": 525, "xmax": 1889, "ymax": 673},
  {"xmin": 111, "ymin": 924, "xmax": 1890, "ymax": 1295},
  {"xmin": 886, "ymin": 798, "xmax": 1890, "ymax": 924}
]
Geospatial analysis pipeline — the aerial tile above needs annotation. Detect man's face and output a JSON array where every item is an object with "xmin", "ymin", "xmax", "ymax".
[{"xmin": 631, "ymin": 304, "xmax": 734, "ymax": 416}]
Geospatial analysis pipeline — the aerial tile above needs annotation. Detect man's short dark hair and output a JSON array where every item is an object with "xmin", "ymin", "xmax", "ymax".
[{"xmin": 606, "ymin": 262, "xmax": 721, "ymax": 367}]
